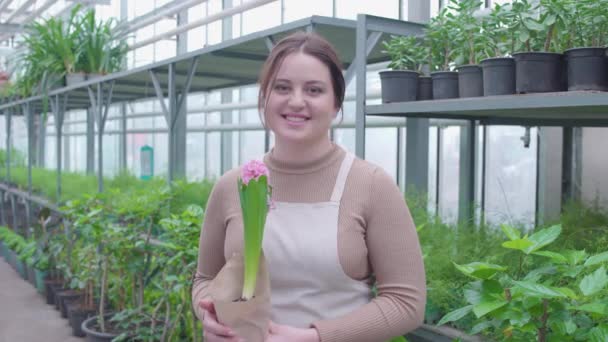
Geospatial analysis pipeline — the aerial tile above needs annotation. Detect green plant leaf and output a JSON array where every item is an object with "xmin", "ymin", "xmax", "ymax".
[
  {"xmin": 470, "ymin": 321, "xmax": 495, "ymax": 335},
  {"xmin": 589, "ymin": 324, "xmax": 608, "ymax": 342},
  {"xmin": 501, "ymin": 224, "xmax": 521, "ymax": 240},
  {"xmin": 563, "ymin": 250, "xmax": 588, "ymax": 266},
  {"xmin": 437, "ymin": 305, "xmax": 474, "ymax": 326},
  {"xmin": 513, "ymin": 280, "xmax": 566, "ymax": 298},
  {"xmin": 473, "ymin": 299, "xmax": 508, "ymax": 318},
  {"xmin": 579, "ymin": 266, "xmax": 608, "ymax": 296},
  {"xmin": 584, "ymin": 251, "xmax": 608, "ymax": 267},
  {"xmin": 502, "ymin": 238, "xmax": 534, "ymax": 251},
  {"xmin": 525, "ymin": 225, "xmax": 562, "ymax": 254},
  {"xmin": 576, "ymin": 303, "xmax": 607, "ymax": 315},
  {"xmin": 519, "ymin": 30, "xmax": 530, "ymax": 43},
  {"xmin": 533, "ymin": 251, "xmax": 567, "ymax": 263},
  {"xmin": 454, "ymin": 262, "xmax": 507, "ymax": 280},
  {"xmin": 553, "ymin": 287, "xmax": 578, "ymax": 300}
]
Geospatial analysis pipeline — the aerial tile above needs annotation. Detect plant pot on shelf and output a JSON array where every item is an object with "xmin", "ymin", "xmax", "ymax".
[
  {"xmin": 480, "ymin": 57, "xmax": 515, "ymax": 96},
  {"xmin": 512, "ymin": 52, "xmax": 564, "ymax": 93},
  {"xmin": 431, "ymin": 71, "xmax": 459, "ymax": 99},
  {"xmin": 26, "ymin": 265, "xmax": 36, "ymax": 285},
  {"xmin": 66, "ymin": 73, "xmax": 86, "ymax": 86},
  {"xmin": 417, "ymin": 76, "xmax": 433, "ymax": 100},
  {"xmin": 86, "ymin": 73, "xmax": 104, "ymax": 81},
  {"xmin": 34, "ymin": 269, "xmax": 47, "ymax": 294},
  {"xmin": 564, "ymin": 47, "xmax": 608, "ymax": 91},
  {"xmin": 81, "ymin": 314, "xmax": 120, "ymax": 342},
  {"xmin": 456, "ymin": 65, "xmax": 483, "ymax": 98},
  {"xmin": 379, "ymin": 70, "xmax": 420, "ymax": 103},
  {"xmin": 67, "ymin": 303, "xmax": 96, "ymax": 337},
  {"xmin": 58, "ymin": 290, "xmax": 83, "ymax": 318}
]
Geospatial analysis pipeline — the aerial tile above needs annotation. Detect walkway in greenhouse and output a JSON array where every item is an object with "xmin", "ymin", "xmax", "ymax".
[{"xmin": 0, "ymin": 260, "xmax": 81, "ymax": 342}]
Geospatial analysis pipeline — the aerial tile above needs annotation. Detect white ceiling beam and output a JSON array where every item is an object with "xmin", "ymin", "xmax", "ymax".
[
  {"xmin": 0, "ymin": 0, "xmax": 14, "ymax": 14},
  {"xmin": 4, "ymin": 0, "xmax": 36, "ymax": 23}
]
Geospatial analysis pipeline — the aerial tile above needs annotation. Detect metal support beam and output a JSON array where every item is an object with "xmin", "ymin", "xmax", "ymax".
[
  {"xmin": 536, "ymin": 127, "xmax": 563, "ymax": 226},
  {"xmin": 24, "ymin": 102, "xmax": 33, "ymax": 236},
  {"xmin": 344, "ymin": 31, "xmax": 382, "ymax": 86},
  {"xmin": 0, "ymin": 190, "xmax": 5, "ymax": 226},
  {"xmin": 458, "ymin": 120, "xmax": 477, "ymax": 224},
  {"xmin": 50, "ymin": 95, "xmax": 67, "ymax": 201},
  {"xmin": 86, "ymin": 108, "xmax": 95, "ymax": 174},
  {"xmin": 36, "ymin": 112, "xmax": 47, "ymax": 167},
  {"xmin": 119, "ymin": 103, "xmax": 127, "ymax": 171},
  {"xmin": 88, "ymin": 82, "xmax": 115, "ymax": 192},
  {"xmin": 221, "ymin": 0, "xmax": 233, "ymax": 174},
  {"xmin": 354, "ymin": 14, "xmax": 368, "ymax": 158},
  {"xmin": 405, "ymin": 118, "xmax": 429, "ymax": 195},
  {"xmin": 4, "ymin": 108, "xmax": 11, "ymax": 182}
]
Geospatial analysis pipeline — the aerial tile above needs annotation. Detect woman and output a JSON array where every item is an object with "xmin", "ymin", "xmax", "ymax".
[{"xmin": 192, "ymin": 32, "xmax": 426, "ymax": 342}]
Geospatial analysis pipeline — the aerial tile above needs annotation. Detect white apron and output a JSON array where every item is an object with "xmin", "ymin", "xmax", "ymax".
[{"xmin": 262, "ymin": 152, "xmax": 372, "ymax": 328}]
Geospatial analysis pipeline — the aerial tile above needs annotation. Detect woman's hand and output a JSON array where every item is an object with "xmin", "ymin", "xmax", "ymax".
[
  {"xmin": 266, "ymin": 321, "xmax": 320, "ymax": 342},
  {"xmin": 199, "ymin": 300, "xmax": 244, "ymax": 342}
]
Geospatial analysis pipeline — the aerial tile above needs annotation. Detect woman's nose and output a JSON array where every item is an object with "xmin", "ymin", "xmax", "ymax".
[{"xmin": 288, "ymin": 89, "xmax": 305, "ymax": 108}]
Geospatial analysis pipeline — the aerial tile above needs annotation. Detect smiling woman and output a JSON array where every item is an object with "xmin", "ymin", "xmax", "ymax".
[{"xmin": 192, "ymin": 32, "xmax": 426, "ymax": 342}]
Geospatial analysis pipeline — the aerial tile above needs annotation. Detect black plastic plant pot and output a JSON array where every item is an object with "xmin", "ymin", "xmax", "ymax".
[
  {"xmin": 68, "ymin": 305, "xmax": 95, "ymax": 337},
  {"xmin": 82, "ymin": 315, "xmax": 120, "ymax": 342},
  {"xmin": 60, "ymin": 292, "xmax": 83, "ymax": 318},
  {"xmin": 44, "ymin": 280, "xmax": 61, "ymax": 305},
  {"xmin": 480, "ymin": 57, "xmax": 515, "ymax": 96},
  {"xmin": 431, "ymin": 71, "xmax": 459, "ymax": 99},
  {"xmin": 417, "ymin": 76, "xmax": 433, "ymax": 100},
  {"xmin": 513, "ymin": 52, "xmax": 564, "ymax": 93},
  {"xmin": 379, "ymin": 70, "xmax": 420, "ymax": 103},
  {"xmin": 564, "ymin": 47, "xmax": 608, "ymax": 91},
  {"xmin": 456, "ymin": 65, "xmax": 483, "ymax": 98}
]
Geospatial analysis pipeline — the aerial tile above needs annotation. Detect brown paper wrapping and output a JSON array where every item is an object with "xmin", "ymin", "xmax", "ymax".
[{"xmin": 210, "ymin": 251, "xmax": 271, "ymax": 342}]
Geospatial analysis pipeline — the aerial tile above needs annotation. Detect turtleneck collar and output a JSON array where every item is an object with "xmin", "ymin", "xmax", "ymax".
[{"xmin": 264, "ymin": 143, "xmax": 345, "ymax": 174}]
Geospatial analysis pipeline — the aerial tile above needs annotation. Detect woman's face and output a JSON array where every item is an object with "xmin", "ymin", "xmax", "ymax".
[{"xmin": 264, "ymin": 52, "xmax": 338, "ymax": 146}]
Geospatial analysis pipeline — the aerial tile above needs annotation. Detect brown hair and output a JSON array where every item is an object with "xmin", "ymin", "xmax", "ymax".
[{"xmin": 257, "ymin": 31, "xmax": 345, "ymax": 126}]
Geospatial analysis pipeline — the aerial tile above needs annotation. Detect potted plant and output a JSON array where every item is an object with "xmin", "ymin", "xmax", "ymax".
[
  {"xmin": 427, "ymin": 3, "xmax": 459, "ymax": 99},
  {"xmin": 510, "ymin": 0, "xmax": 569, "ymax": 93},
  {"xmin": 480, "ymin": 3, "xmax": 517, "ymax": 96},
  {"xmin": 452, "ymin": 0, "xmax": 488, "ymax": 98},
  {"xmin": 380, "ymin": 35, "xmax": 426, "ymax": 103},
  {"xmin": 563, "ymin": 0, "xmax": 608, "ymax": 91},
  {"xmin": 79, "ymin": 9, "xmax": 129, "ymax": 79}
]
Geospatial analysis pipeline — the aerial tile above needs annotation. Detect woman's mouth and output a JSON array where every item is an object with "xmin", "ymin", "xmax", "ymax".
[{"xmin": 281, "ymin": 114, "xmax": 310, "ymax": 123}]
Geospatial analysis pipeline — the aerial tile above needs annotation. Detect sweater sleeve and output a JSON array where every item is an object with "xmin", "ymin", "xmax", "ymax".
[
  {"xmin": 311, "ymin": 167, "xmax": 427, "ymax": 342},
  {"xmin": 191, "ymin": 173, "xmax": 232, "ymax": 321}
]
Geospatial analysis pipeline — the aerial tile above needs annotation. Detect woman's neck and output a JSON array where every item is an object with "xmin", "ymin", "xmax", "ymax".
[{"xmin": 271, "ymin": 137, "xmax": 334, "ymax": 167}]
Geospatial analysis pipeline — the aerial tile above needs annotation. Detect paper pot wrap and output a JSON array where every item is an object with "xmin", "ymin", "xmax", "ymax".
[{"xmin": 210, "ymin": 251, "xmax": 271, "ymax": 342}]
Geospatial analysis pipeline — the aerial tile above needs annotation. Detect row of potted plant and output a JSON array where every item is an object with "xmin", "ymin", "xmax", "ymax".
[
  {"xmin": 380, "ymin": 0, "xmax": 608, "ymax": 103},
  {"xmin": 1, "ymin": 181, "xmax": 206, "ymax": 341},
  {"xmin": 0, "ymin": 5, "xmax": 128, "ymax": 99}
]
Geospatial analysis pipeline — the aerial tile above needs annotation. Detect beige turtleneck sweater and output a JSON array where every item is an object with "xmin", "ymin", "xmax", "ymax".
[{"xmin": 192, "ymin": 144, "xmax": 426, "ymax": 342}]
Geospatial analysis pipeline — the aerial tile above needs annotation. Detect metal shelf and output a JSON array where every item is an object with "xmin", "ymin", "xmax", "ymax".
[{"xmin": 366, "ymin": 91, "xmax": 608, "ymax": 126}]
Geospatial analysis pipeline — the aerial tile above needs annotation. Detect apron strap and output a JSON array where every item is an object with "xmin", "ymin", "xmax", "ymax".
[{"xmin": 330, "ymin": 152, "xmax": 355, "ymax": 203}]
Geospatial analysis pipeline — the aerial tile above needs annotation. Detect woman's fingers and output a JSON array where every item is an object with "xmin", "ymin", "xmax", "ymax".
[{"xmin": 199, "ymin": 299, "xmax": 216, "ymax": 314}]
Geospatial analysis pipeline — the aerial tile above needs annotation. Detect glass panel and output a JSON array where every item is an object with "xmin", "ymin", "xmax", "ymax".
[
  {"xmin": 336, "ymin": 0, "xmax": 399, "ymax": 20},
  {"xmin": 365, "ymin": 128, "xmax": 397, "ymax": 181}
]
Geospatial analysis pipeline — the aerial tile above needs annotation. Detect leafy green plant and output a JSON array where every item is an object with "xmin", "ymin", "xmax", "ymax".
[
  {"xmin": 569, "ymin": 0, "xmax": 608, "ymax": 47},
  {"xmin": 509, "ymin": 0, "xmax": 572, "ymax": 53},
  {"xmin": 481, "ymin": 3, "xmax": 514, "ymax": 58},
  {"xmin": 449, "ymin": 0, "xmax": 492, "ymax": 65},
  {"xmin": 438, "ymin": 224, "xmax": 608, "ymax": 341},
  {"xmin": 425, "ymin": 2, "xmax": 459, "ymax": 71},
  {"xmin": 79, "ymin": 8, "xmax": 129, "ymax": 74},
  {"xmin": 382, "ymin": 35, "xmax": 427, "ymax": 72}
]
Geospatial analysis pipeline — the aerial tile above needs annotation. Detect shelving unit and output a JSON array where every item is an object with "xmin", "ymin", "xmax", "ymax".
[{"xmin": 366, "ymin": 90, "xmax": 608, "ymax": 225}]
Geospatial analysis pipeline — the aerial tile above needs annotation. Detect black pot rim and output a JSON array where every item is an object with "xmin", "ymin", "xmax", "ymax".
[
  {"xmin": 379, "ymin": 70, "xmax": 421, "ymax": 76},
  {"xmin": 456, "ymin": 65, "xmax": 482, "ymax": 73},
  {"xmin": 431, "ymin": 71, "xmax": 458, "ymax": 76},
  {"xmin": 564, "ymin": 46, "xmax": 607, "ymax": 53},
  {"xmin": 512, "ymin": 51, "xmax": 562, "ymax": 56},
  {"xmin": 480, "ymin": 57, "xmax": 515, "ymax": 65},
  {"xmin": 81, "ymin": 315, "xmax": 120, "ymax": 339}
]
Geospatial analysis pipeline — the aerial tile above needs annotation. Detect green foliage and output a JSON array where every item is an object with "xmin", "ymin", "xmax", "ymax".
[
  {"xmin": 425, "ymin": 3, "xmax": 459, "ymax": 71},
  {"xmin": 382, "ymin": 35, "xmax": 427, "ymax": 72},
  {"xmin": 449, "ymin": 0, "xmax": 493, "ymax": 65},
  {"xmin": 13, "ymin": 5, "xmax": 128, "ymax": 97},
  {"xmin": 481, "ymin": 3, "xmax": 515, "ymax": 57},
  {"xmin": 0, "ymin": 148, "xmax": 26, "ymax": 168},
  {"xmin": 438, "ymin": 224, "xmax": 608, "ymax": 341}
]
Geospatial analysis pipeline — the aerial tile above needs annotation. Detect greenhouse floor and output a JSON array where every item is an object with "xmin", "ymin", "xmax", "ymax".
[{"xmin": 0, "ymin": 260, "xmax": 82, "ymax": 342}]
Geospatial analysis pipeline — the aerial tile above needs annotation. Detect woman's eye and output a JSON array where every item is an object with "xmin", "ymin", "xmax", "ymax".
[
  {"xmin": 308, "ymin": 87, "xmax": 322, "ymax": 95},
  {"xmin": 274, "ymin": 84, "xmax": 289, "ymax": 92}
]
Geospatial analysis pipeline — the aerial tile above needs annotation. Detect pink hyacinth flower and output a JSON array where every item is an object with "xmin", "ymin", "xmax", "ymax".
[{"xmin": 241, "ymin": 159, "xmax": 269, "ymax": 185}]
